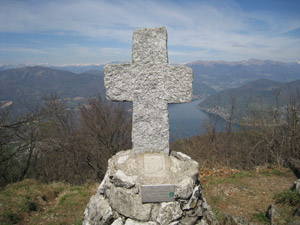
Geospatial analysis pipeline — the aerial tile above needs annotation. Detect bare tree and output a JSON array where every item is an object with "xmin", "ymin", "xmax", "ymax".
[{"xmin": 79, "ymin": 96, "xmax": 132, "ymax": 180}]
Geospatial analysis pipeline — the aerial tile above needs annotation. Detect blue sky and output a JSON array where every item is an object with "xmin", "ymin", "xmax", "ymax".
[{"xmin": 1, "ymin": 0, "xmax": 300, "ymax": 65}]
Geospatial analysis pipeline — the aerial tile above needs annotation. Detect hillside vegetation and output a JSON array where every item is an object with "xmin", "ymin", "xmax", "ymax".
[{"xmin": 199, "ymin": 79, "xmax": 300, "ymax": 122}]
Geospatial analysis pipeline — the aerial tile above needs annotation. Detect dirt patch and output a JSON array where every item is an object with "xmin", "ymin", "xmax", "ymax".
[{"xmin": 202, "ymin": 167, "xmax": 297, "ymax": 223}]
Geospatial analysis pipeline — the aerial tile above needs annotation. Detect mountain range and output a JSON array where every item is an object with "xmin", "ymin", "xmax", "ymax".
[
  {"xmin": 199, "ymin": 79, "xmax": 300, "ymax": 122},
  {"xmin": 187, "ymin": 58, "xmax": 300, "ymax": 91},
  {"xmin": 1, "ymin": 59, "xmax": 300, "ymax": 118},
  {"xmin": 0, "ymin": 66, "xmax": 105, "ymax": 113}
]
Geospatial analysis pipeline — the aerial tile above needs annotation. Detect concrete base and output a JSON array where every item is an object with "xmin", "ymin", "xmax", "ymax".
[{"xmin": 83, "ymin": 150, "xmax": 218, "ymax": 225}]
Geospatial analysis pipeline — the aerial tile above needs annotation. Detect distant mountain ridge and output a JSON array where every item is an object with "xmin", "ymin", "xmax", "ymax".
[
  {"xmin": 0, "ymin": 66, "xmax": 105, "ymax": 113},
  {"xmin": 1, "ymin": 59, "xmax": 300, "ymax": 116},
  {"xmin": 199, "ymin": 78, "xmax": 300, "ymax": 122},
  {"xmin": 186, "ymin": 59, "xmax": 300, "ymax": 91}
]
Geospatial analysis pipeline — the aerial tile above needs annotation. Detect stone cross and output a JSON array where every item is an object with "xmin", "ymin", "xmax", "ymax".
[{"xmin": 104, "ymin": 26, "xmax": 193, "ymax": 154}]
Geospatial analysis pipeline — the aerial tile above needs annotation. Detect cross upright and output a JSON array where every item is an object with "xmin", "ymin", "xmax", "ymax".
[{"xmin": 104, "ymin": 26, "xmax": 193, "ymax": 154}]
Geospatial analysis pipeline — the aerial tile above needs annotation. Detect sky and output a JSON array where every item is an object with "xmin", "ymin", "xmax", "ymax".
[{"xmin": 1, "ymin": 0, "xmax": 300, "ymax": 65}]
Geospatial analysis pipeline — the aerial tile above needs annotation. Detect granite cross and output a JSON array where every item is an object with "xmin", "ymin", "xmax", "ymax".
[{"xmin": 104, "ymin": 26, "xmax": 193, "ymax": 154}]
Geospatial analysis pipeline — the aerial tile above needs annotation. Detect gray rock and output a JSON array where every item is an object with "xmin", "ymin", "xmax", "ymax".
[
  {"xmin": 169, "ymin": 222, "xmax": 179, "ymax": 225},
  {"xmin": 112, "ymin": 218, "xmax": 124, "ymax": 225},
  {"xmin": 156, "ymin": 202, "xmax": 182, "ymax": 225},
  {"xmin": 183, "ymin": 186, "xmax": 201, "ymax": 210},
  {"xmin": 266, "ymin": 204, "xmax": 282, "ymax": 225},
  {"xmin": 104, "ymin": 26, "xmax": 193, "ymax": 155},
  {"xmin": 176, "ymin": 177, "xmax": 195, "ymax": 199},
  {"xmin": 108, "ymin": 185, "xmax": 152, "ymax": 221},
  {"xmin": 150, "ymin": 204, "xmax": 160, "ymax": 221},
  {"xmin": 224, "ymin": 214, "xmax": 249, "ymax": 225},
  {"xmin": 112, "ymin": 169, "xmax": 137, "ymax": 188},
  {"xmin": 293, "ymin": 179, "xmax": 300, "ymax": 194},
  {"xmin": 82, "ymin": 193, "xmax": 113, "ymax": 225},
  {"xmin": 180, "ymin": 216, "xmax": 199, "ymax": 225},
  {"xmin": 98, "ymin": 169, "xmax": 110, "ymax": 194},
  {"xmin": 125, "ymin": 218, "xmax": 157, "ymax": 225},
  {"xmin": 196, "ymin": 220, "xmax": 209, "ymax": 225},
  {"xmin": 202, "ymin": 209, "xmax": 219, "ymax": 225},
  {"xmin": 294, "ymin": 207, "xmax": 300, "ymax": 217}
]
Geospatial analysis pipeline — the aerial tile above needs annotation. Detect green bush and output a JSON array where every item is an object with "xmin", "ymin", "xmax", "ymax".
[{"xmin": 274, "ymin": 190, "xmax": 300, "ymax": 205}]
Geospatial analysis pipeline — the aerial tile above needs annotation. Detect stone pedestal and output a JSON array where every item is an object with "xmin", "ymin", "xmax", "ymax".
[{"xmin": 83, "ymin": 150, "xmax": 218, "ymax": 225}]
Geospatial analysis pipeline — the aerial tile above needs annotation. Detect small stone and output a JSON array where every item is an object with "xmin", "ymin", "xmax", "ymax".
[
  {"xmin": 112, "ymin": 218, "xmax": 124, "ymax": 225},
  {"xmin": 196, "ymin": 220, "xmax": 209, "ymax": 225},
  {"xmin": 224, "ymin": 214, "xmax": 249, "ymax": 225},
  {"xmin": 112, "ymin": 170, "xmax": 137, "ymax": 188},
  {"xmin": 82, "ymin": 193, "xmax": 114, "ymax": 225},
  {"xmin": 202, "ymin": 209, "xmax": 219, "ymax": 225},
  {"xmin": 118, "ymin": 155, "xmax": 130, "ymax": 164},
  {"xmin": 124, "ymin": 218, "xmax": 157, "ymax": 225},
  {"xmin": 180, "ymin": 216, "xmax": 199, "ymax": 225},
  {"xmin": 156, "ymin": 202, "xmax": 182, "ymax": 225},
  {"xmin": 294, "ymin": 207, "xmax": 300, "ymax": 217},
  {"xmin": 183, "ymin": 186, "xmax": 201, "ymax": 210},
  {"xmin": 169, "ymin": 222, "xmax": 179, "ymax": 225},
  {"xmin": 173, "ymin": 151, "xmax": 191, "ymax": 160},
  {"xmin": 150, "ymin": 204, "xmax": 160, "ymax": 221},
  {"xmin": 293, "ymin": 179, "xmax": 300, "ymax": 194},
  {"xmin": 176, "ymin": 177, "xmax": 194, "ymax": 199},
  {"xmin": 266, "ymin": 204, "xmax": 283, "ymax": 225},
  {"xmin": 98, "ymin": 169, "xmax": 110, "ymax": 194},
  {"xmin": 108, "ymin": 185, "xmax": 152, "ymax": 221}
]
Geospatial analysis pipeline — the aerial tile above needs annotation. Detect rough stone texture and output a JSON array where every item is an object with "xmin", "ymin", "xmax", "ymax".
[
  {"xmin": 83, "ymin": 193, "xmax": 114, "ymax": 225},
  {"xmin": 266, "ymin": 204, "xmax": 284, "ymax": 225},
  {"xmin": 112, "ymin": 218, "xmax": 124, "ymax": 225},
  {"xmin": 104, "ymin": 26, "xmax": 193, "ymax": 154},
  {"xmin": 125, "ymin": 218, "xmax": 157, "ymax": 225},
  {"xmin": 156, "ymin": 202, "xmax": 182, "ymax": 225},
  {"xmin": 82, "ymin": 150, "xmax": 218, "ymax": 225},
  {"xmin": 223, "ymin": 214, "xmax": 249, "ymax": 225},
  {"xmin": 293, "ymin": 179, "xmax": 300, "ymax": 194}
]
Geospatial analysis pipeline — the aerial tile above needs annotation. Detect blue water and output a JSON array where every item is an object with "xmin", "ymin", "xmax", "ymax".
[{"xmin": 168, "ymin": 100, "xmax": 231, "ymax": 141}]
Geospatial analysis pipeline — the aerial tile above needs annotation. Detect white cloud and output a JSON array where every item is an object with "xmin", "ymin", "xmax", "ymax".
[{"xmin": 0, "ymin": 0, "xmax": 299, "ymax": 63}]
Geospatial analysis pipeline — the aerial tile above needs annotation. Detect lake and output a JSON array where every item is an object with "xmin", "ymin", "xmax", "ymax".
[{"xmin": 168, "ymin": 100, "xmax": 232, "ymax": 141}]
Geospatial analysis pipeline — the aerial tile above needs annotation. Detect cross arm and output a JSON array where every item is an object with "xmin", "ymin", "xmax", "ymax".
[
  {"xmin": 104, "ymin": 64, "xmax": 133, "ymax": 102},
  {"xmin": 166, "ymin": 65, "xmax": 193, "ymax": 103}
]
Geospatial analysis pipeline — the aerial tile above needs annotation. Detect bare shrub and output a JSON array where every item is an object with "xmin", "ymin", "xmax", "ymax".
[
  {"xmin": 79, "ymin": 96, "xmax": 132, "ymax": 180},
  {"xmin": 0, "ymin": 106, "xmax": 41, "ymax": 186}
]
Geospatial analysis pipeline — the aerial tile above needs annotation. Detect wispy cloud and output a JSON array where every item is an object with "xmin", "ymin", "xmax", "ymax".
[{"xmin": 0, "ymin": 0, "xmax": 299, "ymax": 64}]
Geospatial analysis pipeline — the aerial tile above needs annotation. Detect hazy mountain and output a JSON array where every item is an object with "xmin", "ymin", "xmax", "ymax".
[
  {"xmin": 51, "ymin": 65, "xmax": 106, "ymax": 74},
  {"xmin": 199, "ymin": 78, "xmax": 300, "ymax": 121},
  {"xmin": 0, "ymin": 66, "xmax": 105, "ymax": 112},
  {"xmin": 186, "ymin": 59, "xmax": 300, "ymax": 91},
  {"xmin": 193, "ymin": 82, "xmax": 216, "ymax": 99}
]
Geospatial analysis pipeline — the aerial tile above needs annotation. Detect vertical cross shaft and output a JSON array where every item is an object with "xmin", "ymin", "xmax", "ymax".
[{"xmin": 104, "ymin": 26, "xmax": 193, "ymax": 154}]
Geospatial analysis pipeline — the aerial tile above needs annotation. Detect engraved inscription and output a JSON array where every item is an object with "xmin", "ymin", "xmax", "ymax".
[
  {"xmin": 141, "ymin": 185, "xmax": 175, "ymax": 203},
  {"xmin": 144, "ymin": 154, "xmax": 166, "ymax": 177}
]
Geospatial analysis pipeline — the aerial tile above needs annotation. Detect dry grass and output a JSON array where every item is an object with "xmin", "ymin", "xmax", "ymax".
[
  {"xmin": 0, "ymin": 179, "xmax": 99, "ymax": 225},
  {"xmin": 201, "ymin": 167, "xmax": 298, "ymax": 224}
]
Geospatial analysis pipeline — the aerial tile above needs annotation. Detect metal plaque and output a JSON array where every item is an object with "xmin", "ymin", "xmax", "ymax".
[{"xmin": 141, "ymin": 184, "xmax": 175, "ymax": 203}]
